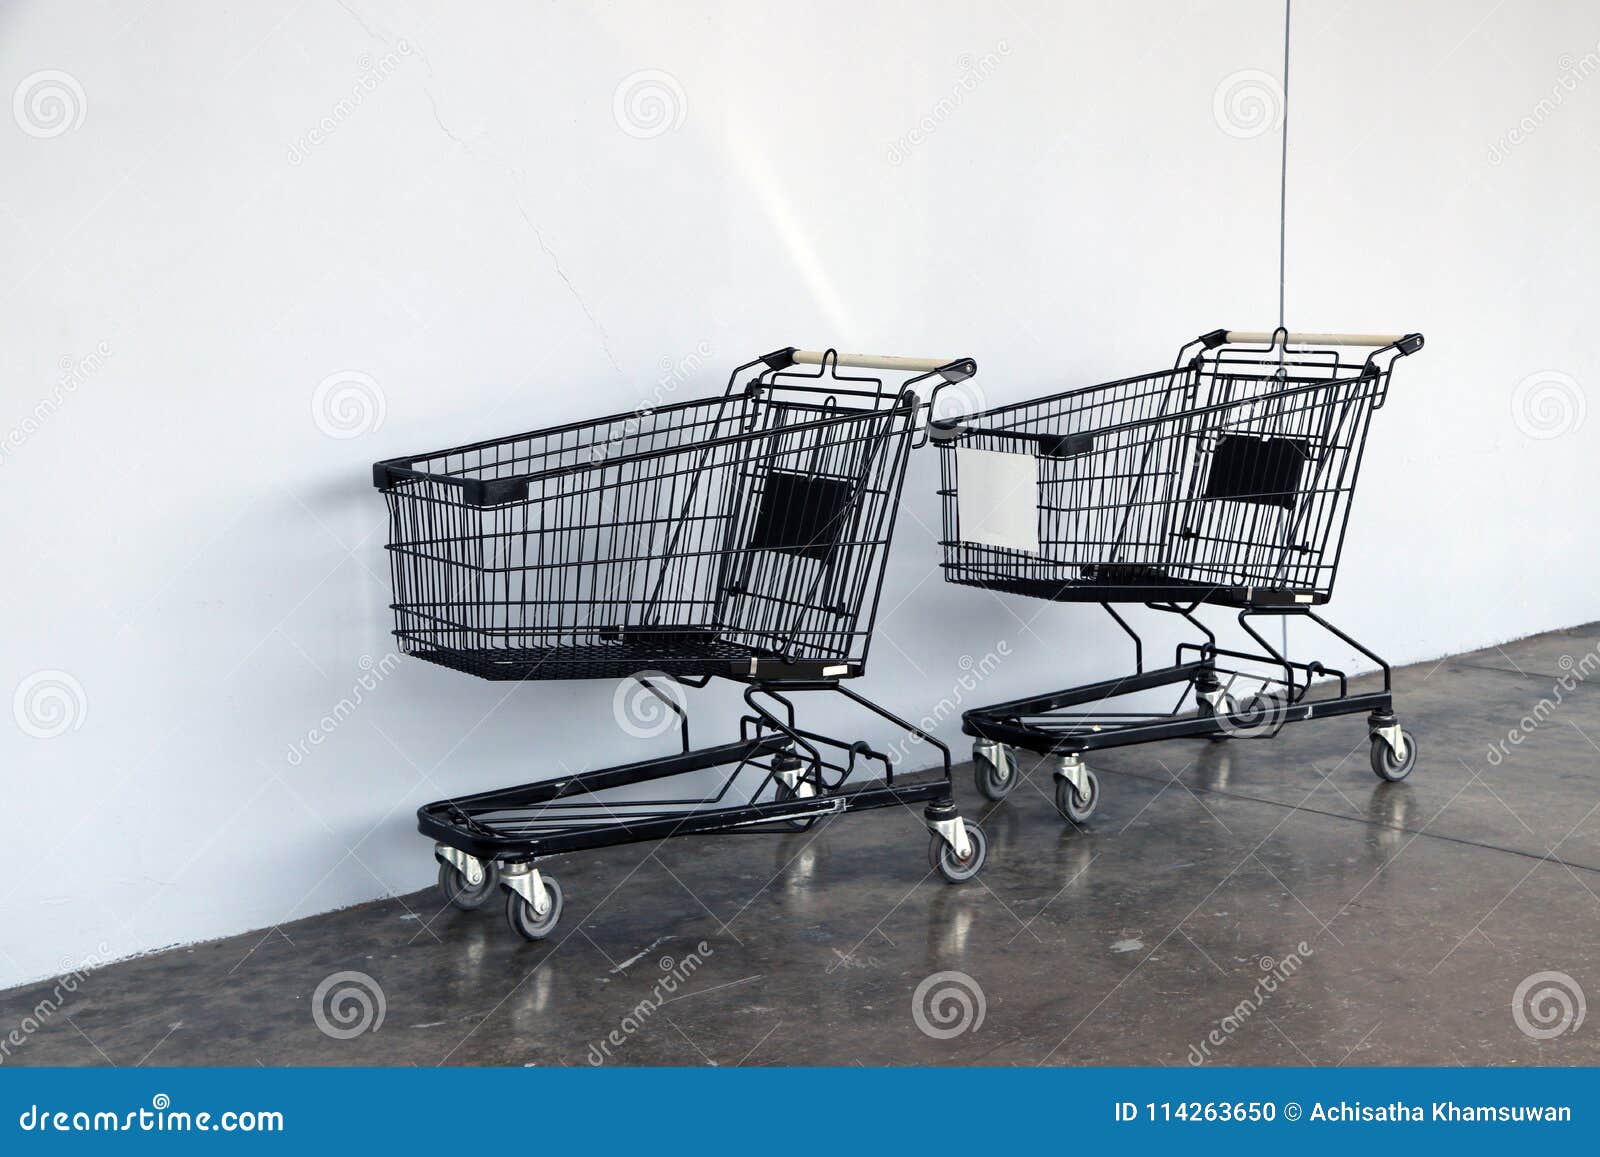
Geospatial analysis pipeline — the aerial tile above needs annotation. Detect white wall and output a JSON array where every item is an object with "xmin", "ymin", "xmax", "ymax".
[{"xmin": 2, "ymin": 0, "xmax": 1595, "ymax": 988}]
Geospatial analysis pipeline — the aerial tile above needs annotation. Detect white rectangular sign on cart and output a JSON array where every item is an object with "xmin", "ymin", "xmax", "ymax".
[{"xmin": 954, "ymin": 447, "xmax": 1039, "ymax": 554}]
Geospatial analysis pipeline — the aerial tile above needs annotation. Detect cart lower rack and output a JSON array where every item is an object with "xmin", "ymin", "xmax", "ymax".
[
  {"xmin": 374, "ymin": 347, "xmax": 987, "ymax": 940},
  {"xmin": 930, "ymin": 328, "xmax": 1423, "ymax": 821}
]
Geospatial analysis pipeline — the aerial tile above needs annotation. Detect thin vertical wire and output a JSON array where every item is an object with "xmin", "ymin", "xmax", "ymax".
[
  {"xmin": 1278, "ymin": 0, "xmax": 1291, "ymax": 332},
  {"xmin": 1279, "ymin": 0, "xmax": 1292, "ymax": 661}
]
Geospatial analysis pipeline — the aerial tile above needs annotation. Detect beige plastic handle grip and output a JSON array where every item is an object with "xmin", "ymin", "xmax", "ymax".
[
  {"xmin": 1225, "ymin": 330, "xmax": 1406, "ymax": 348},
  {"xmin": 791, "ymin": 350, "xmax": 957, "ymax": 373}
]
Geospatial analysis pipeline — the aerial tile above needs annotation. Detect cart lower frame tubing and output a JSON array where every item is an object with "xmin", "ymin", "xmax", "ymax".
[
  {"xmin": 961, "ymin": 605, "xmax": 1395, "ymax": 757},
  {"xmin": 418, "ymin": 679, "xmax": 958, "ymax": 863}
]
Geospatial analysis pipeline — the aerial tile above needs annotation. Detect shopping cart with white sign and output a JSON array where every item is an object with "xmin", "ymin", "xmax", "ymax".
[
  {"xmin": 373, "ymin": 347, "xmax": 986, "ymax": 940},
  {"xmin": 929, "ymin": 328, "xmax": 1424, "ymax": 821}
]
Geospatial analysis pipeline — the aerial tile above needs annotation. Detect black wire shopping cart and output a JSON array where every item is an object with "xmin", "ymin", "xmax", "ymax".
[
  {"xmin": 930, "ymin": 328, "xmax": 1424, "ymax": 822},
  {"xmin": 373, "ymin": 347, "xmax": 986, "ymax": 940}
]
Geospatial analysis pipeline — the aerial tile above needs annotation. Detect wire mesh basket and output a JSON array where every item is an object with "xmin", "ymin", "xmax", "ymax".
[
  {"xmin": 373, "ymin": 350, "xmax": 965, "ymax": 680},
  {"xmin": 933, "ymin": 329, "xmax": 1423, "ymax": 607}
]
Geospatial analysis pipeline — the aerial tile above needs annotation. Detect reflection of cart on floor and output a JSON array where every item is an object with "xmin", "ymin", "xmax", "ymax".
[
  {"xmin": 930, "ymin": 328, "xmax": 1425, "ymax": 821},
  {"xmin": 373, "ymin": 348, "xmax": 986, "ymax": 940}
]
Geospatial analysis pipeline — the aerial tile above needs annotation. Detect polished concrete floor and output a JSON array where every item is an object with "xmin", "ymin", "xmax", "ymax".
[{"xmin": 5, "ymin": 624, "xmax": 1600, "ymax": 1066}]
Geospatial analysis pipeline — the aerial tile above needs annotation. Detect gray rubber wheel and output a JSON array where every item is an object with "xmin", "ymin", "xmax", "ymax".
[
  {"xmin": 1055, "ymin": 768, "xmax": 1100, "ymax": 823},
  {"xmin": 928, "ymin": 823, "xmax": 987, "ymax": 883},
  {"xmin": 505, "ymin": 877, "xmax": 564, "ymax": 941},
  {"xmin": 437, "ymin": 858, "xmax": 499, "ymax": 911},
  {"xmin": 1370, "ymin": 729, "xmax": 1418, "ymax": 782},
  {"xmin": 973, "ymin": 745, "xmax": 1018, "ymax": 801}
]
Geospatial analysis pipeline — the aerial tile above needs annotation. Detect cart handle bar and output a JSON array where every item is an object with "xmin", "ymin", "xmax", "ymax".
[
  {"xmin": 1207, "ymin": 329, "xmax": 1424, "ymax": 354},
  {"xmin": 766, "ymin": 347, "xmax": 977, "ymax": 380}
]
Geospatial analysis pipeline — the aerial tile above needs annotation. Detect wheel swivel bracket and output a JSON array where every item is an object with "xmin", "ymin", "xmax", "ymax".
[
  {"xmin": 501, "ymin": 863, "xmax": 552, "ymax": 917},
  {"xmin": 435, "ymin": 843, "xmax": 486, "ymax": 888},
  {"xmin": 926, "ymin": 814, "xmax": 973, "ymax": 860},
  {"xmin": 1371, "ymin": 721, "xmax": 1408, "ymax": 762},
  {"xmin": 1053, "ymin": 753, "xmax": 1089, "ymax": 795},
  {"xmin": 973, "ymin": 737, "xmax": 1010, "ymax": 781}
]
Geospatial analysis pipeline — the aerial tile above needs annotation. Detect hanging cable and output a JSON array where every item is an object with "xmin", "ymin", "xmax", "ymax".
[
  {"xmin": 1278, "ymin": 0, "xmax": 1292, "ymax": 661},
  {"xmin": 1278, "ymin": 0, "xmax": 1291, "ymax": 332}
]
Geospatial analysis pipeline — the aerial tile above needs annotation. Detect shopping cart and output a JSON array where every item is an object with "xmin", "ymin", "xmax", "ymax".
[
  {"xmin": 373, "ymin": 347, "xmax": 987, "ymax": 940},
  {"xmin": 930, "ymin": 328, "xmax": 1424, "ymax": 821}
]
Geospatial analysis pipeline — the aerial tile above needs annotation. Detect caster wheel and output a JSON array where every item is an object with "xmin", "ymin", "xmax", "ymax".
[
  {"xmin": 505, "ymin": 877, "xmax": 564, "ymax": 941},
  {"xmin": 437, "ymin": 858, "xmax": 499, "ymax": 911},
  {"xmin": 774, "ymin": 780, "xmax": 818, "ymax": 831},
  {"xmin": 1198, "ymin": 692, "xmax": 1237, "ymax": 742},
  {"xmin": 928, "ymin": 823, "xmax": 987, "ymax": 883},
  {"xmin": 1370, "ymin": 729, "xmax": 1418, "ymax": 782},
  {"xmin": 1055, "ymin": 768, "xmax": 1100, "ymax": 824},
  {"xmin": 973, "ymin": 744, "xmax": 1019, "ymax": 801}
]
